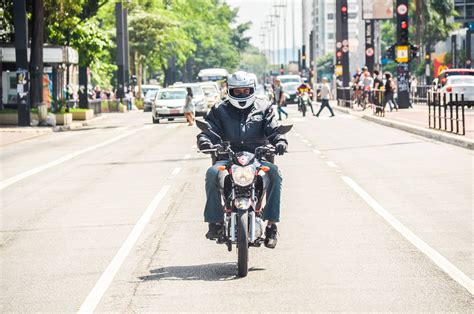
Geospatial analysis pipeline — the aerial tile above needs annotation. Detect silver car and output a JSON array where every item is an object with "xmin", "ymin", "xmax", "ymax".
[
  {"xmin": 152, "ymin": 88, "xmax": 188, "ymax": 123},
  {"xmin": 171, "ymin": 83, "xmax": 208, "ymax": 116}
]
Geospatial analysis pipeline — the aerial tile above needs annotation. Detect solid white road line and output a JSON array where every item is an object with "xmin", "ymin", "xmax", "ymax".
[
  {"xmin": 0, "ymin": 127, "xmax": 144, "ymax": 191},
  {"xmin": 78, "ymin": 185, "xmax": 171, "ymax": 313},
  {"xmin": 341, "ymin": 176, "xmax": 474, "ymax": 295},
  {"xmin": 171, "ymin": 167, "xmax": 181, "ymax": 176},
  {"xmin": 326, "ymin": 161, "xmax": 338, "ymax": 168}
]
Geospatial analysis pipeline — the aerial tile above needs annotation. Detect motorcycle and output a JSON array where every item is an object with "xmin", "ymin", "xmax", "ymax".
[
  {"xmin": 196, "ymin": 119, "xmax": 292, "ymax": 277},
  {"xmin": 298, "ymin": 92, "xmax": 310, "ymax": 117}
]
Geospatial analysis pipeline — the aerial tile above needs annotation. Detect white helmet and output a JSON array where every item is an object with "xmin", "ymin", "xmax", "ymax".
[{"xmin": 227, "ymin": 71, "xmax": 256, "ymax": 109}]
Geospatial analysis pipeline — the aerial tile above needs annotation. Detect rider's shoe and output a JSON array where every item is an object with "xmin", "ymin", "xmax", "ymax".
[
  {"xmin": 206, "ymin": 223, "xmax": 222, "ymax": 240},
  {"xmin": 264, "ymin": 224, "xmax": 278, "ymax": 249}
]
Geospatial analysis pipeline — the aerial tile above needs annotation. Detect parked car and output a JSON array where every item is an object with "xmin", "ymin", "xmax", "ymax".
[
  {"xmin": 171, "ymin": 83, "xmax": 207, "ymax": 116},
  {"xmin": 199, "ymin": 82, "xmax": 221, "ymax": 108},
  {"xmin": 277, "ymin": 74, "xmax": 302, "ymax": 84},
  {"xmin": 152, "ymin": 88, "xmax": 188, "ymax": 123},
  {"xmin": 282, "ymin": 82, "xmax": 300, "ymax": 105},
  {"xmin": 439, "ymin": 75, "xmax": 474, "ymax": 104},
  {"xmin": 143, "ymin": 88, "xmax": 160, "ymax": 112}
]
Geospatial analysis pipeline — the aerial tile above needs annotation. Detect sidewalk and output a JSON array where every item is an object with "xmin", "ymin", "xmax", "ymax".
[
  {"xmin": 331, "ymin": 101, "xmax": 474, "ymax": 150},
  {"xmin": 0, "ymin": 114, "xmax": 108, "ymax": 147}
]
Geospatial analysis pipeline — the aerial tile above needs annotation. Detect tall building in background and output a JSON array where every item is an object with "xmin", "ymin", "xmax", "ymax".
[
  {"xmin": 454, "ymin": 0, "xmax": 474, "ymax": 27},
  {"xmin": 312, "ymin": 0, "xmax": 365, "ymax": 74}
]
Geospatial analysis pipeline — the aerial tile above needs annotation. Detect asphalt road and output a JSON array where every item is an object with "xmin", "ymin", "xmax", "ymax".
[{"xmin": 0, "ymin": 107, "xmax": 472, "ymax": 312}]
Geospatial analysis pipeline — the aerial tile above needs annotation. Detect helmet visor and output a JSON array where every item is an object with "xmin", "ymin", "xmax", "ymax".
[{"xmin": 229, "ymin": 87, "xmax": 254, "ymax": 99}]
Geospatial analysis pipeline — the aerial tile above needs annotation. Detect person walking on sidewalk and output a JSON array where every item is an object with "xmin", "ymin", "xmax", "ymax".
[
  {"xmin": 382, "ymin": 72, "xmax": 398, "ymax": 112},
  {"xmin": 273, "ymin": 79, "xmax": 288, "ymax": 120},
  {"xmin": 315, "ymin": 77, "xmax": 335, "ymax": 117},
  {"xmin": 184, "ymin": 87, "xmax": 195, "ymax": 126}
]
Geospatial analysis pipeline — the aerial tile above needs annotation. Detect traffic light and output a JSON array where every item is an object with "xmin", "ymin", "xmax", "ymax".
[
  {"xmin": 386, "ymin": 45, "xmax": 395, "ymax": 61},
  {"xmin": 341, "ymin": 4, "xmax": 348, "ymax": 22},
  {"xmin": 280, "ymin": 64, "xmax": 284, "ymax": 75},
  {"xmin": 425, "ymin": 53, "xmax": 431, "ymax": 61},
  {"xmin": 410, "ymin": 44, "xmax": 419, "ymax": 61},
  {"xmin": 398, "ymin": 17, "xmax": 409, "ymax": 44}
]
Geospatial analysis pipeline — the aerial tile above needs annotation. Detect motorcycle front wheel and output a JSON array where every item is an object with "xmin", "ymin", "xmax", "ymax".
[
  {"xmin": 302, "ymin": 101, "xmax": 307, "ymax": 117},
  {"xmin": 237, "ymin": 211, "xmax": 249, "ymax": 277}
]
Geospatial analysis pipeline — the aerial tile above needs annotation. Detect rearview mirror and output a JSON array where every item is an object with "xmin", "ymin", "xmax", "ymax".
[
  {"xmin": 196, "ymin": 119, "xmax": 211, "ymax": 131},
  {"xmin": 276, "ymin": 124, "xmax": 293, "ymax": 134}
]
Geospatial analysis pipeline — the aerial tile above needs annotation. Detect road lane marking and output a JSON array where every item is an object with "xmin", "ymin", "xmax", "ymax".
[
  {"xmin": 0, "ymin": 127, "xmax": 145, "ymax": 191},
  {"xmin": 78, "ymin": 185, "xmax": 171, "ymax": 313},
  {"xmin": 183, "ymin": 154, "xmax": 191, "ymax": 160},
  {"xmin": 312, "ymin": 149, "xmax": 321, "ymax": 154},
  {"xmin": 171, "ymin": 167, "xmax": 181, "ymax": 176},
  {"xmin": 341, "ymin": 176, "xmax": 474, "ymax": 295},
  {"xmin": 301, "ymin": 139, "xmax": 309, "ymax": 144},
  {"xmin": 326, "ymin": 161, "xmax": 338, "ymax": 168}
]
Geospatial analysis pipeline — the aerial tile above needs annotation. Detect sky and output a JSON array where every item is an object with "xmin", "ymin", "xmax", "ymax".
[{"xmin": 225, "ymin": 0, "xmax": 303, "ymax": 51}]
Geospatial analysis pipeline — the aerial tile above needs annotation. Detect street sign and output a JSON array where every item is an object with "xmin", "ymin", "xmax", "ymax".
[
  {"xmin": 366, "ymin": 47, "xmax": 374, "ymax": 56},
  {"xmin": 342, "ymin": 39, "xmax": 349, "ymax": 46},
  {"xmin": 342, "ymin": 46, "xmax": 349, "ymax": 53},
  {"xmin": 397, "ymin": 4, "xmax": 408, "ymax": 15},
  {"xmin": 336, "ymin": 42, "xmax": 342, "ymax": 49},
  {"xmin": 335, "ymin": 65, "xmax": 343, "ymax": 76},
  {"xmin": 362, "ymin": 0, "xmax": 394, "ymax": 20},
  {"xmin": 396, "ymin": 45, "xmax": 409, "ymax": 63}
]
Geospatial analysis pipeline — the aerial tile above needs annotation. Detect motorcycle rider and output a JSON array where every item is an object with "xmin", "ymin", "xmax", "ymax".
[
  {"xmin": 296, "ymin": 77, "xmax": 315, "ymax": 115},
  {"xmin": 197, "ymin": 71, "xmax": 289, "ymax": 249}
]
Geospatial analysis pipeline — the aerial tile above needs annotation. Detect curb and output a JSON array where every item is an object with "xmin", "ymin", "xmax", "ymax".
[
  {"xmin": 53, "ymin": 115, "xmax": 108, "ymax": 132},
  {"xmin": 334, "ymin": 105, "xmax": 473, "ymax": 150}
]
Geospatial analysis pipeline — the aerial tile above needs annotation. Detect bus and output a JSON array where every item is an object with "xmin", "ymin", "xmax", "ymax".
[{"xmin": 198, "ymin": 68, "xmax": 229, "ymax": 88}]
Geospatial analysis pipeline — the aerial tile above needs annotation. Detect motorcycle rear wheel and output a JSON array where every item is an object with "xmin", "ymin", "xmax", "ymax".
[{"xmin": 237, "ymin": 212, "xmax": 249, "ymax": 277}]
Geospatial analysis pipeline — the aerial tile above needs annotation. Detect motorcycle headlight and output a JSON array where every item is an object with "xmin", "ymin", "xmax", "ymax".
[{"xmin": 232, "ymin": 165, "xmax": 256, "ymax": 186}]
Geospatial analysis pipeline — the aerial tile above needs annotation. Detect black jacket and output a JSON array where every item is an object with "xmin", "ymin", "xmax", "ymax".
[{"xmin": 197, "ymin": 98, "xmax": 288, "ymax": 154}]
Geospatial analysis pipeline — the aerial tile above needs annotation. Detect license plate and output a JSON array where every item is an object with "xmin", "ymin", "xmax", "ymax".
[{"xmin": 170, "ymin": 109, "xmax": 179, "ymax": 114}]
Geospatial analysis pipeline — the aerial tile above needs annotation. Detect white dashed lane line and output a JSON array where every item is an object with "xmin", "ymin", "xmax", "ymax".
[{"xmin": 326, "ymin": 161, "xmax": 338, "ymax": 168}]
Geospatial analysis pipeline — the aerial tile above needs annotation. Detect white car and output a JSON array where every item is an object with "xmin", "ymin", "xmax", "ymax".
[
  {"xmin": 439, "ymin": 75, "xmax": 474, "ymax": 103},
  {"xmin": 152, "ymin": 88, "xmax": 188, "ymax": 123},
  {"xmin": 277, "ymin": 74, "xmax": 302, "ymax": 84},
  {"xmin": 199, "ymin": 82, "xmax": 221, "ymax": 108}
]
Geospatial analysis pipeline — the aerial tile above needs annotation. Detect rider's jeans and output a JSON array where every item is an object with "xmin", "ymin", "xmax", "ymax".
[{"xmin": 204, "ymin": 160, "xmax": 282, "ymax": 223}]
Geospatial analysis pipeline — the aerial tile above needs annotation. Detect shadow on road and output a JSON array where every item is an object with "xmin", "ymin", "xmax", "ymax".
[{"xmin": 138, "ymin": 263, "xmax": 265, "ymax": 282}]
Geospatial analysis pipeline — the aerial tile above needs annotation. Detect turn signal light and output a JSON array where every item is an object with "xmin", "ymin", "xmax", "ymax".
[
  {"xmin": 217, "ymin": 165, "xmax": 226, "ymax": 171},
  {"xmin": 446, "ymin": 86, "xmax": 452, "ymax": 92},
  {"xmin": 260, "ymin": 166, "xmax": 270, "ymax": 172}
]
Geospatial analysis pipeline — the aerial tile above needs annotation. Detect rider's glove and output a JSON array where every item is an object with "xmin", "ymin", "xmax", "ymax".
[
  {"xmin": 275, "ymin": 141, "xmax": 287, "ymax": 155},
  {"xmin": 199, "ymin": 140, "xmax": 213, "ymax": 152}
]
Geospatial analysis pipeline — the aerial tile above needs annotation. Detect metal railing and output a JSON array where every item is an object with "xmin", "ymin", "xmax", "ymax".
[
  {"xmin": 411, "ymin": 84, "xmax": 431, "ymax": 105},
  {"xmin": 428, "ymin": 91, "xmax": 471, "ymax": 136}
]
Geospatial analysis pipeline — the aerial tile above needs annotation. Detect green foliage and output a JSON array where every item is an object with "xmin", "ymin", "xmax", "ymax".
[{"xmin": 239, "ymin": 46, "xmax": 267, "ymax": 80}]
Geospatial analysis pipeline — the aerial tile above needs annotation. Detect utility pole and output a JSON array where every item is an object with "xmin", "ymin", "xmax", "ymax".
[
  {"xmin": 364, "ymin": 19, "xmax": 375, "ymax": 73},
  {"xmin": 13, "ymin": 0, "xmax": 30, "ymax": 126},
  {"xmin": 336, "ymin": 0, "xmax": 350, "ymax": 87},
  {"xmin": 30, "ymin": 0, "xmax": 44, "ymax": 112},
  {"xmin": 395, "ymin": 0, "xmax": 410, "ymax": 108},
  {"xmin": 292, "ymin": 0, "xmax": 296, "ymax": 62},
  {"xmin": 115, "ymin": 2, "xmax": 126, "ymax": 103},
  {"xmin": 301, "ymin": 0, "xmax": 307, "ymax": 77}
]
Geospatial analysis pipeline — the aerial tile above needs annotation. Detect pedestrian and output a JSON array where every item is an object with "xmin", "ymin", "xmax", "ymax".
[
  {"xmin": 273, "ymin": 79, "xmax": 288, "ymax": 120},
  {"xmin": 94, "ymin": 85, "xmax": 101, "ymax": 99},
  {"xmin": 315, "ymin": 77, "xmax": 335, "ymax": 117},
  {"xmin": 184, "ymin": 87, "xmax": 195, "ymax": 126},
  {"xmin": 372, "ymin": 70, "xmax": 383, "ymax": 112},
  {"xmin": 410, "ymin": 76, "xmax": 418, "ymax": 107},
  {"xmin": 382, "ymin": 72, "xmax": 398, "ymax": 112}
]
